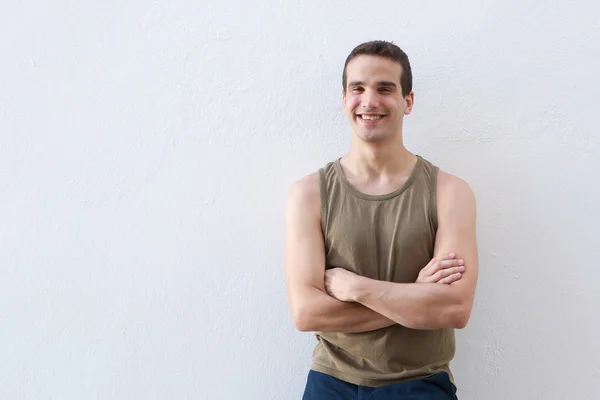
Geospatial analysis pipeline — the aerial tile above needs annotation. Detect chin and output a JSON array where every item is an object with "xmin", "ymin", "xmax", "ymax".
[
  {"xmin": 356, "ymin": 130, "xmax": 389, "ymax": 143},
  {"xmin": 359, "ymin": 134, "xmax": 388, "ymax": 143}
]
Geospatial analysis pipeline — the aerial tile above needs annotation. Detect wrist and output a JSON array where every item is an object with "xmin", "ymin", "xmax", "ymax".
[{"xmin": 349, "ymin": 275, "xmax": 368, "ymax": 302}]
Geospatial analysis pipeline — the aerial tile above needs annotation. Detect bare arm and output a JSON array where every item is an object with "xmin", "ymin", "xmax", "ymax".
[
  {"xmin": 328, "ymin": 172, "xmax": 479, "ymax": 330},
  {"xmin": 284, "ymin": 173, "xmax": 395, "ymax": 333}
]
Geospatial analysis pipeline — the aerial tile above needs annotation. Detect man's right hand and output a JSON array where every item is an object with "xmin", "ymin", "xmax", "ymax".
[{"xmin": 416, "ymin": 253, "xmax": 465, "ymax": 284}]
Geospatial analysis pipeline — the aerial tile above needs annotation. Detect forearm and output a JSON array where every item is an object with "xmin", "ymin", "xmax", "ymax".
[
  {"xmin": 293, "ymin": 286, "xmax": 395, "ymax": 333},
  {"xmin": 352, "ymin": 278, "xmax": 468, "ymax": 330}
]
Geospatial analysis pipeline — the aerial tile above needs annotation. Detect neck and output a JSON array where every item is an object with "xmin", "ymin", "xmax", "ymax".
[{"xmin": 343, "ymin": 132, "xmax": 415, "ymax": 178}]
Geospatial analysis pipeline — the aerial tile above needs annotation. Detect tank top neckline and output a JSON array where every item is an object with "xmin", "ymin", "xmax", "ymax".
[{"xmin": 333, "ymin": 155, "xmax": 423, "ymax": 201}]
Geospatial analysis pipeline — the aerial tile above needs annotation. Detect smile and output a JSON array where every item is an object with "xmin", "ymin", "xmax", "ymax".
[{"xmin": 356, "ymin": 114, "xmax": 386, "ymax": 121}]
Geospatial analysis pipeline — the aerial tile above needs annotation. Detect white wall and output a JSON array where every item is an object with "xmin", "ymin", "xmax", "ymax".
[{"xmin": 1, "ymin": 1, "xmax": 599, "ymax": 399}]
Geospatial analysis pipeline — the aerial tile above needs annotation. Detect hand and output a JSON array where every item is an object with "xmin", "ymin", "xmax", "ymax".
[
  {"xmin": 325, "ymin": 267, "xmax": 359, "ymax": 302},
  {"xmin": 416, "ymin": 253, "xmax": 465, "ymax": 284}
]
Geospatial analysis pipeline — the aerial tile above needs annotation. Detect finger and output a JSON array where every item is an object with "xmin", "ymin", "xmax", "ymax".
[
  {"xmin": 422, "ymin": 253, "xmax": 456, "ymax": 274},
  {"xmin": 425, "ymin": 259, "xmax": 463, "ymax": 278},
  {"xmin": 432, "ymin": 266, "xmax": 465, "ymax": 282},
  {"xmin": 438, "ymin": 253, "xmax": 457, "ymax": 262},
  {"xmin": 438, "ymin": 259, "xmax": 464, "ymax": 269},
  {"xmin": 420, "ymin": 259, "xmax": 436, "ymax": 274},
  {"xmin": 439, "ymin": 272, "xmax": 462, "ymax": 284}
]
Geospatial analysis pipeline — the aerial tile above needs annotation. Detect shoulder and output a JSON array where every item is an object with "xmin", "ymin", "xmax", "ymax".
[
  {"xmin": 436, "ymin": 170, "xmax": 476, "ymax": 217},
  {"xmin": 285, "ymin": 171, "xmax": 321, "ymax": 219}
]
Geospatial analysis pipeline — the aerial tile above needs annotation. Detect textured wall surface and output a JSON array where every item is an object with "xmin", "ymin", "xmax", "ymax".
[{"xmin": 1, "ymin": 1, "xmax": 599, "ymax": 399}]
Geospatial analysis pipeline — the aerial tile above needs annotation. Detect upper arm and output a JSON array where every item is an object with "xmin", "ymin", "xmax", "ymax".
[
  {"xmin": 433, "ymin": 171, "xmax": 479, "ymax": 325},
  {"xmin": 284, "ymin": 173, "xmax": 327, "ymax": 322}
]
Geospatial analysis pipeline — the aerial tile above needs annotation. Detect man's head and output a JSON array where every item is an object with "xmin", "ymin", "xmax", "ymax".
[
  {"xmin": 342, "ymin": 41, "xmax": 412, "ymax": 97},
  {"xmin": 342, "ymin": 41, "xmax": 414, "ymax": 143}
]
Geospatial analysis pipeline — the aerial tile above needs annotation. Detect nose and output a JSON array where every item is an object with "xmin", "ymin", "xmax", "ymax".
[{"xmin": 361, "ymin": 89, "xmax": 379, "ymax": 109}]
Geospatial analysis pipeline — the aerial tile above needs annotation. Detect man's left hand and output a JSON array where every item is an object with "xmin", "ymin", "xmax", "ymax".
[{"xmin": 325, "ymin": 267, "xmax": 359, "ymax": 302}]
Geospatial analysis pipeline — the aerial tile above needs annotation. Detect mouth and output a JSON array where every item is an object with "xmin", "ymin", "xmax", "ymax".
[{"xmin": 355, "ymin": 113, "xmax": 386, "ymax": 124}]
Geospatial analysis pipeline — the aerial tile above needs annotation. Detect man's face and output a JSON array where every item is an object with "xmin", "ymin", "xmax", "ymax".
[{"xmin": 343, "ymin": 55, "xmax": 413, "ymax": 143}]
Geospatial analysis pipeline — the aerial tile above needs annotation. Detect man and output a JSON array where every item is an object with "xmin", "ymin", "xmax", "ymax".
[{"xmin": 284, "ymin": 40, "xmax": 478, "ymax": 399}]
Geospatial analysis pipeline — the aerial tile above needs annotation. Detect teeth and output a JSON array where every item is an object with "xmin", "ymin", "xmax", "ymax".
[{"xmin": 360, "ymin": 115, "xmax": 382, "ymax": 120}]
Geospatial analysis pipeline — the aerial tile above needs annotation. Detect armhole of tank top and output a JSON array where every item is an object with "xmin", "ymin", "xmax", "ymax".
[
  {"xmin": 318, "ymin": 168, "xmax": 328, "ymax": 235},
  {"xmin": 430, "ymin": 166, "xmax": 440, "ymax": 232}
]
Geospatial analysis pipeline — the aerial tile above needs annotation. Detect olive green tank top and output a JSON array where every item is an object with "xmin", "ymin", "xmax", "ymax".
[{"xmin": 311, "ymin": 155, "xmax": 455, "ymax": 387}]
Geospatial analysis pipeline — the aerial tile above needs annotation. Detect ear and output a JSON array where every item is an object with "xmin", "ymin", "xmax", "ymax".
[{"xmin": 404, "ymin": 91, "xmax": 415, "ymax": 115}]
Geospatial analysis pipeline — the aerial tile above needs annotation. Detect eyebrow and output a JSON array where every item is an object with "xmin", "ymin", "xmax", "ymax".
[{"xmin": 347, "ymin": 80, "xmax": 398, "ymax": 88}]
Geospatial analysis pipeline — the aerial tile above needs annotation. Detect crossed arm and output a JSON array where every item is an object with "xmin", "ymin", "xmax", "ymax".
[
  {"xmin": 284, "ymin": 173, "xmax": 396, "ymax": 333},
  {"xmin": 284, "ymin": 171, "xmax": 478, "ymax": 333}
]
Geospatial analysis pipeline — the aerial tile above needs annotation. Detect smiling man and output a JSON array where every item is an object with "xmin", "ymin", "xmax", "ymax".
[{"xmin": 284, "ymin": 41, "xmax": 479, "ymax": 399}]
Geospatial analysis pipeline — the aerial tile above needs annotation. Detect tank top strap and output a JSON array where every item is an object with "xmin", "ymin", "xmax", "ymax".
[{"xmin": 419, "ymin": 157, "xmax": 440, "ymax": 232}]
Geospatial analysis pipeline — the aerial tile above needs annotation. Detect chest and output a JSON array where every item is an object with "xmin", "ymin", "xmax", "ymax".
[{"xmin": 323, "ymin": 198, "xmax": 436, "ymax": 282}]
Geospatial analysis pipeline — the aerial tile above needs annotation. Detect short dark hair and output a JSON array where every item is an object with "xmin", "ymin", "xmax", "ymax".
[{"xmin": 342, "ymin": 40, "xmax": 412, "ymax": 97}]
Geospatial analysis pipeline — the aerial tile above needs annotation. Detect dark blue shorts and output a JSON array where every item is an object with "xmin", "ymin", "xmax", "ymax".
[{"xmin": 302, "ymin": 370, "xmax": 457, "ymax": 399}]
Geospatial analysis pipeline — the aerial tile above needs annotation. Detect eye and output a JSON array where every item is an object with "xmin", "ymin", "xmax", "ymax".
[{"xmin": 351, "ymin": 87, "xmax": 363, "ymax": 93}]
